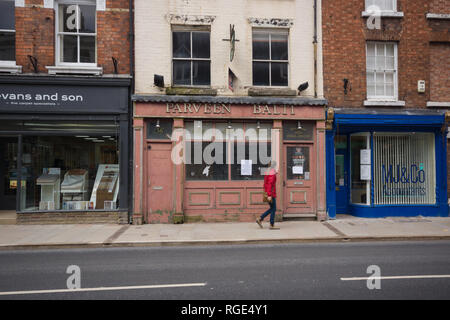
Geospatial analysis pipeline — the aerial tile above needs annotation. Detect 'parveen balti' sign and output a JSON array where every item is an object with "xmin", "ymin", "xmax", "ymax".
[{"xmin": 166, "ymin": 103, "xmax": 297, "ymax": 115}]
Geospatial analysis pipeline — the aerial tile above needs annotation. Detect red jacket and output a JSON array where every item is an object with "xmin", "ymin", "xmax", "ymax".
[{"xmin": 264, "ymin": 168, "xmax": 277, "ymax": 198}]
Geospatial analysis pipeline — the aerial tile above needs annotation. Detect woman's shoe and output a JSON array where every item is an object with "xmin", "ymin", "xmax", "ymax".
[
  {"xmin": 256, "ymin": 218, "xmax": 263, "ymax": 228},
  {"xmin": 269, "ymin": 224, "xmax": 280, "ymax": 230}
]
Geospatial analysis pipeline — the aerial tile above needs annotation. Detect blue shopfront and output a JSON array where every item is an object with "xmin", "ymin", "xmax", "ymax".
[{"xmin": 326, "ymin": 109, "xmax": 449, "ymax": 218}]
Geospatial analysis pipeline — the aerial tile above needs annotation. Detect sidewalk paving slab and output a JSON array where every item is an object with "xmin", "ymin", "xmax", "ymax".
[{"xmin": 0, "ymin": 216, "xmax": 449, "ymax": 250}]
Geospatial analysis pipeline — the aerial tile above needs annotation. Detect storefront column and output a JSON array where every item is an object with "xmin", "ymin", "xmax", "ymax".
[
  {"xmin": 273, "ymin": 120, "xmax": 283, "ymax": 221},
  {"xmin": 133, "ymin": 117, "xmax": 144, "ymax": 225},
  {"xmin": 316, "ymin": 120, "xmax": 327, "ymax": 221},
  {"xmin": 172, "ymin": 118, "xmax": 184, "ymax": 223}
]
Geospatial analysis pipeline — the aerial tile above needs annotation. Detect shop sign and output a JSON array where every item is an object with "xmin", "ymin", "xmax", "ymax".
[
  {"xmin": 166, "ymin": 103, "xmax": 231, "ymax": 114},
  {"xmin": 165, "ymin": 103, "xmax": 297, "ymax": 116},
  {"xmin": 0, "ymin": 84, "xmax": 128, "ymax": 113},
  {"xmin": 382, "ymin": 164, "xmax": 426, "ymax": 196}
]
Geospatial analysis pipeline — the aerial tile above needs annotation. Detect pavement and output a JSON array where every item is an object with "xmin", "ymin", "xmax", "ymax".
[{"xmin": 0, "ymin": 215, "xmax": 450, "ymax": 250}]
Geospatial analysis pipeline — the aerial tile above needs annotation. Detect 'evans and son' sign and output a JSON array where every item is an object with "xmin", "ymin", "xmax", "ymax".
[
  {"xmin": 0, "ymin": 84, "xmax": 128, "ymax": 113},
  {"xmin": 1, "ymin": 92, "xmax": 84, "ymax": 106}
]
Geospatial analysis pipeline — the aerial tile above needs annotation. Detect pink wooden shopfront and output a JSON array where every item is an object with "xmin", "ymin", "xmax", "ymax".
[{"xmin": 132, "ymin": 101, "xmax": 326, "ymax": 224}]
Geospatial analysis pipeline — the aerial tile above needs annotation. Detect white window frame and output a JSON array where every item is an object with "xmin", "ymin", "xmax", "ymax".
[
  {"xmin": 0, "ymin": 0, "xmax": 21, "ymax": 73},
  {"xmin": 171, "ymin": 27, "xmax": 211, "ymax": 87},
  {"xmin": 366, "ymin": 41, "xmax": 399, "ymax": 101},
  {"xmin": 54, "ymin": 0, "xmax": 97, "ymax": 67},
  {"xmin": 252, "ymin": 28, "xmax": 289, "ymax": 87},
  {"xmin": 365, "ymin": 0, "xmax": 397, "ymax": 13}
]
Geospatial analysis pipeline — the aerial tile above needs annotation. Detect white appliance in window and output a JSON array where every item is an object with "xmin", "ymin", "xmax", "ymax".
[
  {"xmin": 37, "ymin": 168, "xmax": 61, "ymax": 210},
  {"xmin": 61, "ymin": 169, "xmax": 89, "ymax": 209}
]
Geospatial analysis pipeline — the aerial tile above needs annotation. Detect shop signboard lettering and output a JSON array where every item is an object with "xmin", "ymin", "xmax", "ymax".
[
  {"xmin": 0, "ymin": 83, "xmax": 128, "ymax": 113},
  {"xmin": 382, "ymin": 164, "xmax": 426, "ymax": 196},
  {"xmin": 165, "ymin": 103, "xmax": 296, "ymax": 116},
  {"xmin": 166, "ymin": 103, "xmax": 231, "ymax": 114}
]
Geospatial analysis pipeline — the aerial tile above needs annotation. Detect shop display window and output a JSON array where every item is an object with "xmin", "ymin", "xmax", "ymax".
[
  {"xmin": 20, "ymin": 135, "xmax": 119, "ymax": 211},
  {"xmin": 373, "ymin": 132, "xmax": 436, "ymax": 205},
  {"xmin": 185, "ymin": 141, "xmax": 228, "ymax": 181},
  {"xmin": 0, "ymin": 120, "xmax": 121, "ymax": 212},
  {"xmin": 231, "ymin": 142, "xmax": 272, "ymax": 180},
  {"xmin": 184, "ymin": 121, "xmax": 273, "ymax": 181}
]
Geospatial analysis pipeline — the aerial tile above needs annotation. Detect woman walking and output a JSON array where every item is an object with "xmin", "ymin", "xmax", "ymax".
[{"xmin": 256, "ymin": 161, "xmax": 280, "ymax": 230}]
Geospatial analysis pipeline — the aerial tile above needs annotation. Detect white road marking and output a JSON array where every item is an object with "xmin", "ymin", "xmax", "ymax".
[
  {"xmin": 341, "ymin": 275, "xmax": 450, "ymax": 281},
  {"xmin": 0, "ymin": 282, "xmax": 207, "ymax": 296}
]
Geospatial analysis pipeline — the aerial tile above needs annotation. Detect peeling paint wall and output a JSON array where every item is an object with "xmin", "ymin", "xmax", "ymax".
[{"xmin": 135, "ymin": 0, "xmax": 323, "ymax": 98}]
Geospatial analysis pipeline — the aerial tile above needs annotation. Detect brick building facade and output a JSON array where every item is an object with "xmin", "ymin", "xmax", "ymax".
[
  {"xmin": 322, "ymin": 0, "xmax": 449, "ymax": 218},
  {"xmin": 0, "ymin": 0, "xmax": 133, "ymax": 224},
  {"xmin": 9, "ymin": 0, "xmax": 131, "ymax": 75}
]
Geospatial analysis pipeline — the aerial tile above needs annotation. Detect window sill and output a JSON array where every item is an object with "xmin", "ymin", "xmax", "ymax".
[
  {"xmin": 364, "ymin": 100, "xmax": 405, "ymax": 107},
  {"xmin": 46, "ymin": 65, "xmax": 103, "ymax": 76},
  {"xmin": 426, "ymin": 13, "xmax": 450, "ymax": 20},
  {"xmin": 362, "ymin": 11, "xmax": 404, "ymax": 18},
  {"xmin": 248, "ymin": 87, "xmax": 297, "ymax": 97},
  {"xmin": 0, "ymin": 64, "xmax": 22, "ymax": 74},
  {"xmin": 166, "ymin": 87, "xmax": 217, "ymax": 96},
  {"xmin": 427, "ymin": 101, "xmax": 450, "ymax": 108}
]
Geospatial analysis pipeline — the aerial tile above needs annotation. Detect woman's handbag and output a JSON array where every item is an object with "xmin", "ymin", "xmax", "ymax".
[{"xmin": 263, "ymin": 192, "xmax": 270, "ymax": 203}]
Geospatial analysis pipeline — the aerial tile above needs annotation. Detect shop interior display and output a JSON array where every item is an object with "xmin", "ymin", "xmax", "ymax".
[
  {"xmin": 36, "ymin": 168, "xmax": 61, "ymax": 210},
  {"xmin": 61, "ymin": 169, "xmax": 89, "ymax": 210},
  {"xmin": 90, "ymin": 164, "xmax": 120, "ymax": 210}
]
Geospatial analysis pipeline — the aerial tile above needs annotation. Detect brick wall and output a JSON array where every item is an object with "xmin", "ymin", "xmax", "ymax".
[
  {"xmin": 430, "ymin": 0, "xmax": 450, "ymax": 14},
  {"xmin": 430, "ymin": 43, "xmax": 450, "ymax": 102},
  {"xmin": 97, "ymin": 0, "xmax": 131, "ymax": 74},
  {"xmin": 13, "ymin": 0, "xmax": 131, "ymax": 75},
  {"xmin": 322, "ymin": 0, "xmax": 450, "ymax": 108},
  {"xmin": 15, "ymin": 3, "xmax": 54, "ymax": 73}
]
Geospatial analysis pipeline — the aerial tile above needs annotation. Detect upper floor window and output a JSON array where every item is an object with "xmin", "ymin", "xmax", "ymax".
[
  {"xmin": 172, "ymin": 28, "xmax": 211, "ymax": 86},
  {"xmin": 0, "ymin": 0, "xmax": 15, "ymax": 63},
  {"xmin": 365, "ymin": 0, "xmax": 397, "ymax": 12},
  {"xmin": 366, "ymin": 42, "xmax": 398, "ymax": 100},
  {"xmin": 56, "ymin": 1, "xmax": 96, "ymax": 64},
  {"xmin": 252, "ymin": 29, "xmax": 289, "ymax": 87}
]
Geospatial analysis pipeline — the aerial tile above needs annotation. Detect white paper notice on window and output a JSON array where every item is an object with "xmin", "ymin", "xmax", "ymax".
[
  {"xmin": 241, "ymin": 160, "xmax": 252, "ymax": 176},
  {"xmin": 360, "ymin": 164, "xmax": 371, "ymax": 180},
  {"xmin": 360, "ymin": 149, "xmax": 371, "ymax": 165},
  {"xmin": 293, "ymin": 166, "xmax": 303, "ymax": 174}
]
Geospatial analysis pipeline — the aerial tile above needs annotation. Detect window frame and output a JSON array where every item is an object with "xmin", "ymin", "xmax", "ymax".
[
  {"xmin": 171, "ymin": 26, "xmax": 211, "ymax": 87},
  {"xmin": 183, "ymin": 121, "xmax": 273, "ymax": 181},
  {"xmin": 365, "ymin": 0, "xmax": 397, "ymax": 13},
  {"xmin": 366, "ymin": 41, "xmax": 398, "ymax": 101},
  {"xmin": 0, "ymin": 0, "xmax": 16, "ymax": 66},
  {"xmin": 54, "ymin": 0, "xmax": 97, "ymax": 67},
  {"xmin": 252, "ymin": 28, "xmax": 289, "ymax": 87}
]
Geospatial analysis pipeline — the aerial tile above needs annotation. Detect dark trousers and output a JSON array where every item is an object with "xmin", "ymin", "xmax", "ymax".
[{"xmin": 260, "ymin": 197, "xmax": 276, "ymax": 226}]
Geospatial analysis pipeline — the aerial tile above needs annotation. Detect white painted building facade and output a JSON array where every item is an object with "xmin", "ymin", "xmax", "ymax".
[{"xmin": 134, "ymin": 0, "xmax": 323, "ymax": 98}]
